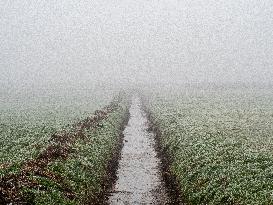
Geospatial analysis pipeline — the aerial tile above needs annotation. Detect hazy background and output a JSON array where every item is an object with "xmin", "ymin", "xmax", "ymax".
[{"xmin": 1, "ymin": 0, "xmax": 273, "ymax": 91}]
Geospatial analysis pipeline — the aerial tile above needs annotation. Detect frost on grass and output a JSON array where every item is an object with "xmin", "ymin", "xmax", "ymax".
[
  {"xmin": 0, "ymin": 92, "xmax": 129, "ymax": 204},
  {"xmin": 0, "ymin": 89, "xmax": 114, "ymax": 164},
  {"xmin": 146, "ymin": 86, "xmax": 273, "ymax": 204}
]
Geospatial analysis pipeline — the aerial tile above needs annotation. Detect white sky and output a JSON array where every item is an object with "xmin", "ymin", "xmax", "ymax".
[{"xmin": 1, "ymin": 0, "xmax": 273, "ymax": 89}]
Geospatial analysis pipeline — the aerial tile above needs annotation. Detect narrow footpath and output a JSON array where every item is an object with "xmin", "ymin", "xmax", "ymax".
[{"xmin": 109, "ymin": 96, "xmax": 169, "ymax": 204}]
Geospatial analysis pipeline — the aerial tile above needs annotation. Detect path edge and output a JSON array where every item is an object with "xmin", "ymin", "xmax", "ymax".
[{"xmin": 141, "ymin": 95, "xmax": 185, "ymax": 205}]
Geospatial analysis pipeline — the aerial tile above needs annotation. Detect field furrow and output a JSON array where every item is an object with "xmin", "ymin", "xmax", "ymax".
[{"xmin": 0, "ymin": 93, "xmax": 130, "ymax": 204}]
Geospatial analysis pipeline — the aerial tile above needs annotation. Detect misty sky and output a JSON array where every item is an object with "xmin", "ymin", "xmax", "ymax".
[{"xmin": 1, "ymin": 0, "xmax": 273, "ymax": 89}]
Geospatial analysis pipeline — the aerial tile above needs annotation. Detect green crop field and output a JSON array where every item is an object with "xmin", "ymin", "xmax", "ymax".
[
  {"xmin": 2, "ymin": 84, "xmax": 273, "ymax": 204},
  {"xmin": 0, "ymin": 87, "xmax": 114, "ymax": 165},
  {"xmin": 145, "ymin": 85, "xmax": 273, "ymax": 204},
  {"xmin": 0, "ymin": 87, "xmax": 131, "ymax": 204}
]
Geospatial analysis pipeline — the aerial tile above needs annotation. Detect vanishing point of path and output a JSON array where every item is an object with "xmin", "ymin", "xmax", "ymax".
[{"xmin": 109, "ymin": 96, "xmax": 170, "ymax": 204}]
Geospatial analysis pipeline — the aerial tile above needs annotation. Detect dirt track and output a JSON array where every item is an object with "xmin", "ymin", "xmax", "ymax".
[{"xmin": 108, "ymin": 96, "xmax": 169, "ymax": 204}]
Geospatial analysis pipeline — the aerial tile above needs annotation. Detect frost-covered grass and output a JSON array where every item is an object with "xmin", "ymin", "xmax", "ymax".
[
  {"xmin": 146, "ymin": 86, "xmax": 273, "ymax": 204},
  {"xmin": 21, "ymin": 100, "xmax": 129, "ymax": 204},
  {"xmin": 0, "ymin": 87, "xmax": 114, "ymax": 164}
]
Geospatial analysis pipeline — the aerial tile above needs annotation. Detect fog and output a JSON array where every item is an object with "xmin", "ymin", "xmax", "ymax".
[{"xmin": 1, "ymin": 0, "xmax": 273, "ymax": 91}]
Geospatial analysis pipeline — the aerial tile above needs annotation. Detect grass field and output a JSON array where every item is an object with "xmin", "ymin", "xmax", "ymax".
[
  {"xmin": 0, "ymin": 87, "xmax": 131, "ymax": 204},
  {"xmin": 2, "ymin": 84, "xmax": 273, "ymax": 204},
  {"xmin": 145, "ymin": 85, "xmax": 273, "ymax": 204},
  {"xmin": 0, "ymin": 87, "xmax": 114, "ymax": 165}
]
